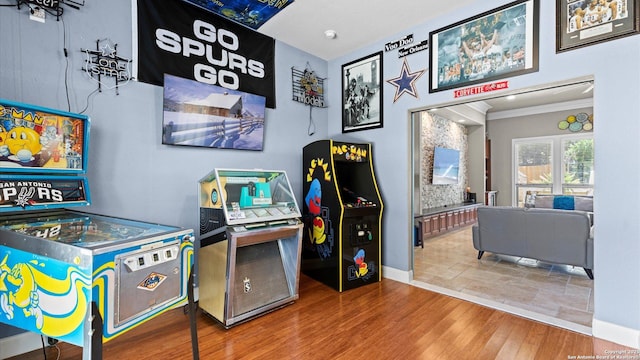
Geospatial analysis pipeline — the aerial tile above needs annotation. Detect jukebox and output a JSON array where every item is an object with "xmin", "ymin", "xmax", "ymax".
[
  {"xmin": 198, "ymin": 168, "xmax": 303, "ymax": 328},
  {"xmin": 302, "ymin": 140, "xmax": 384, "ymax": 292},
  {"xmin": 0, "ymin": 99, "xmax": 197, "ymax": 359}
]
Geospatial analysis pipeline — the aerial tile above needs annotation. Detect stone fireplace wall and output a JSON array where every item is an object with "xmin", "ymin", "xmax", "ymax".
[{"xmin": 420, "ymin": 112, "xmax": 469, "ymax": 209}]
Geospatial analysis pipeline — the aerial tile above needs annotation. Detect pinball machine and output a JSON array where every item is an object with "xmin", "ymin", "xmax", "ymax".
[{"xmin": 0, "ymin": 99, "xmax": 198, "ymax": 359}]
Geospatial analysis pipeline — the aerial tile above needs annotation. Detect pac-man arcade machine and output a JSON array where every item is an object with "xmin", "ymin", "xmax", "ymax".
[{"xmin": 302, "ymin": 140, "xmax": 383, "ymax": 292}]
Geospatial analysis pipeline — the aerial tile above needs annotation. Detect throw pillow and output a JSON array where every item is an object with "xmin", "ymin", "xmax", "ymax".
[
  {"xmin": 553, "ymin": 195, "xmax": 575, "ymax": 210},
  {"xmin": 574, "ymin": 196, "xmax": 594, "ymax": 212},
  {"xmin": 534, "ymin": 196, "xmax": 554, "ymax": 208}
]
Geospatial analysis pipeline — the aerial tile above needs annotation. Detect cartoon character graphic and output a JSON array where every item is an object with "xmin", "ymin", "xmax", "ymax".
[
  {"xmin": 304, "ymin": 179, "xmax": 322, "ymax": 215},
  {"xmin": 0, "ymin": 125, "xmax": 6, "ymax": 145},
  {"xmin": 353, "ymin": 249, "xmax": 369, "ymax": 278},
  {"xmin": 0, "ymin": 254, "xmax": 44, "ymax": 329},
  {"xmin": 310, "ymin": 217, "xmax": 327, "ymax": 245},
  {"xmin": 0, "ymin": 126, "xmax": 7, "ymax": 157},
  {"xmin": 1, "ymin": 126, "xmax": 42, "ymax": 162},
  {"xmin": 305, "ymin": 179, "xmax": 327, "ymax": 245},
  {"xmin": 0, "ymin": 251, "xmax": 92, "ymax": 343},
  {"xmin": 300, "ymin": 69, "xmax": 322, "ymax": 97}
]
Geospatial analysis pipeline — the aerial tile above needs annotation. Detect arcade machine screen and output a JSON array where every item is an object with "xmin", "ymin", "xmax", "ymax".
[{"xmin": 334, "ymin": 160, "xmax": 379, "ymax": 207}]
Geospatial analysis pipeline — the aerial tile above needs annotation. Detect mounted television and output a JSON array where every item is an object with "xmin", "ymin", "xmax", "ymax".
[{"xmin": 432, "ymin": 147, "xmax": 460, "ymax": 185}]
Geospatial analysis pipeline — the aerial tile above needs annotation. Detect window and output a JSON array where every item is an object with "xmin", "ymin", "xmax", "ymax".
[{"xmin": 513, "ymin": 134, "xmax": 593, "ymax": 206}]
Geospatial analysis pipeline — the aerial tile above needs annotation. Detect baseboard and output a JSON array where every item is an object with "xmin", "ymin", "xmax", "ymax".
[
  {"xmin": 0, "ymin": 331, "xmax": 42, "ymax": 359},
  {"xmin": 592, "ymin": 318, "xmax": 640, "ymax": 349},
  {"xmin": 381, "ymin": 265, "xmax": 411, "ymax": 284}
]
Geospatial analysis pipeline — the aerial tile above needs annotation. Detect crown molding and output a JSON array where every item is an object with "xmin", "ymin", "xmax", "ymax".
[{"xmin": 487, "ymin": 98, "xmax": 594, "ymax": 121}]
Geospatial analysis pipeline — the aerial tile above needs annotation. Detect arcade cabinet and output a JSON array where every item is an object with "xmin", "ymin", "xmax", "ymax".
[{"xmin": 302, "ymin": 140, "xmax": 384, "ymax": 292}]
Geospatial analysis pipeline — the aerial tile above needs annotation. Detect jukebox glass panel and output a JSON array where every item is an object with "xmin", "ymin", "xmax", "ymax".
[{"xmin": 199, "ymin": 169, "xmax": 301, "ymax": 226}]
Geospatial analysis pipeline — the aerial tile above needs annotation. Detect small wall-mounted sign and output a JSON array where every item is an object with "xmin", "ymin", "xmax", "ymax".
[
  {"xmin": 385, "ymin": 34, "xmax": 414, "ymax": 52},
  {"xmin": 291, "ymin": 65, "xmax": 326, "ymax": 108},
  {"xmin": 19, "ymin": 0, "xmax": 84, "ymax": 21},
  {"xmin": 27, "ymin": 0, "xmax": 59, "ymax": 8},
  {"xmin": 398, "ymin": 39, "xmax": 429, "ymax": 58},
  {"xmin": 453, "ymin": 81, "xmax": 509, "ymax": 98},
  {"xmin": 81, "ymin": 38, "xmax": 132, "ymax": 95}
]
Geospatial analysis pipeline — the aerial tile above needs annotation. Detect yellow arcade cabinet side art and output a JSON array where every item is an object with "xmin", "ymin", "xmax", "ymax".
[{"xmin": 302, "ymin": 140, "xmax": 383, "ymax": 292}]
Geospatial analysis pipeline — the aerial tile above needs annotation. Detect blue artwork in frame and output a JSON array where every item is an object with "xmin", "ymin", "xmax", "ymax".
[{"xmin": 183, "ymin": 0, "xmax": 294, "ymax": 29}]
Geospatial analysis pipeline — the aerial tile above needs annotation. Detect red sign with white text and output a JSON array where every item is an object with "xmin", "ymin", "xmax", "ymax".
[{"xmin": 453, "ymin": 81, "xmax": 509, "ymax": 98}]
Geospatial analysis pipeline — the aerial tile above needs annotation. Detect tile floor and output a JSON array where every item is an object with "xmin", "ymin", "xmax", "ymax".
[{"xmin": 412, "ymin": 225, "xmax": 594, "ymax": 332}]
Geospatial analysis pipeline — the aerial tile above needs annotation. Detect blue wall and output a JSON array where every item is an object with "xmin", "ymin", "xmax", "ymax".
[
  {"xmin": 0, "ymin": 0, "xmax": 328, "ymax": 346},
  {"xmin": 1, "ymin": 0, "xmax": 640, "ymax": 350},
  {"xmin": 325, "ymin": 0, "xmax": 640, "ymax": 348}
]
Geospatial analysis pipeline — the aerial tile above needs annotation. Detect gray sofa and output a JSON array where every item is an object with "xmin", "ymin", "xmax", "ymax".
[{"xmin": 472, "ymin": 206, "xmax": 594, "ymax": 279}]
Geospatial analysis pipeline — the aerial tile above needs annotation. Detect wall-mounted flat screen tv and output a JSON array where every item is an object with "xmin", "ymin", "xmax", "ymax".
[
  {"xmin": 432, "ymin": 147, "xmax": 460, "ymax": 185},
  {"xmin": 162, "ymin": 74, "xmax": 266, "ymax": 151}
]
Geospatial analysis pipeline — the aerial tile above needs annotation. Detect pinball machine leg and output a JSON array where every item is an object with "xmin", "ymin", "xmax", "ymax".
[
  {"xmin": 187, "ymin": 263, "xmax": 200, "ymax": 360},
  {"xmin": 83, "ymin": 301, "xmax": 103, "ymax": 360}
]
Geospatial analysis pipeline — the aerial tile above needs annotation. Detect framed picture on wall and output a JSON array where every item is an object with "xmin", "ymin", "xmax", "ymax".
[
  {"xmin": 342, "ymin": 51, "xmax": 383, "ymax": 133},
  {"xmin": 556, "ymin": 0, "xmax": 640, "ymax": 52},
  {"xmin": 428, "ymin": 0, "xmax": 539, "ymax": 93}
]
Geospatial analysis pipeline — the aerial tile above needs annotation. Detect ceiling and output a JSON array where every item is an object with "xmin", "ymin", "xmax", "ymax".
[
  {"xmin": 255, "ymin": 1, "xmax": 593, "ymax": 118},
  {"xmin": 258, "ymin": 0, "xmax": 475, "ymax": 61},
  {"xmin": 481, "ymin": 80, "xmax": 594, "ymax": 114}
]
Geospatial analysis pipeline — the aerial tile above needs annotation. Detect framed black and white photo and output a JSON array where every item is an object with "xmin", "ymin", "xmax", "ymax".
[
  {"xmin": 429, "ymin": 0, "xmax": 539, "ymax": 93},
  {"xmin": 342, "ymin": 51, "xmax": 383, "ymax": 133},
  {"xmin": 556, "ymin": 0, "xmax": 640, "ymax": 52}
]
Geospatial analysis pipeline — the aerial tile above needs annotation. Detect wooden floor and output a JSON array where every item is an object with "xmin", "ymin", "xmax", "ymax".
[{"xmin": 10, "ymin": 274, "xmax": 631, "ymax": 360}]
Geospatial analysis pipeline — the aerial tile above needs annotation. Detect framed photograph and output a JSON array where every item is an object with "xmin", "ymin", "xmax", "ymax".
[
  {"xmin": 429, "ymin": 0, "xmax": 539, "ymax": 93},
  {"xmin": 556, "ymin": 0, "xmax": 640, "ymax": 52},
  {"xmin": 162, "ymin": 74, "xmax": 266, "ymax": 151},
  {"xmin": 342, "ymin": 51, "xmax": 383, "ymax": 133}
]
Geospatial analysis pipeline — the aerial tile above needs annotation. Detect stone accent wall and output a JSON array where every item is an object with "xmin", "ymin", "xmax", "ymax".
[{"xmin": 420, "ymin": 112, "xmax": 468, "ymax": 209}]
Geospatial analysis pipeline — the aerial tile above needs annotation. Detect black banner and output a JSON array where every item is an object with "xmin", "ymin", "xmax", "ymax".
[
  {"xmin": 136, "ymin": 0, "xmax": 276, "ymax": 108},
  {"xmin": 0, "ymin": 177, "xmax": 89, "ymax": 211}
]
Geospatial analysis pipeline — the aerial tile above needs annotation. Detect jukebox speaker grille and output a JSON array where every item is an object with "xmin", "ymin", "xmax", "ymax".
[
  {"xmin": 231, "ymin": 240, "xmax": 290, "ymax": 317},
  {"xmin": 200, "ymin": 208, "xmax": 225, "ymax": 235}
]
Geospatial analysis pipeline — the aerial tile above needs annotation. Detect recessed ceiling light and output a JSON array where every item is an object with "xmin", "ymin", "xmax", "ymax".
[
  {"xmin": 506, "ymin": 95, "xmax": 516, "ymax": 100},
  {"xmin": 458, "ymin": 119, "xmax": 465, "ymax": 123},
  {"xmin": 324, "ymin": 30, "xmax": 337, "ymax": 39}
]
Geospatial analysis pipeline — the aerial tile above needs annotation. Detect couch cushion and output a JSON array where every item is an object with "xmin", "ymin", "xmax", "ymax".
[
  {"xmin": 574, "ymin": 196, "xmax": 593, "ymax": 212},
  {"xmin": 534, "ymin": 196, "xmax": 554, "ymax": 208},
  {"xmin": 534, "ymin": 194, "xmax": 593, "ymax": 211},
  {"xmin": 476, "ymin": 206, "xmax": 528, "ymax": 257}
]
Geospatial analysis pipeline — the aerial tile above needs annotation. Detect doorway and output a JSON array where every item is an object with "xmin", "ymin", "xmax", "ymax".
[{"xmin": 410, "ymin": 79, "xmax": 595, "ymax": 334}]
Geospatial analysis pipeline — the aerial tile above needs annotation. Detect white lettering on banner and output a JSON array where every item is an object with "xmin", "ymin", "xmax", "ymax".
[
  {"xmin": 194, "ymin": 20, "xmax": 239, "ymax": 50},
  {"xmin": 155, "ymin": 19, "xmax": 266, "ymax": 89},
  {"xmin": 194, "ymin": 64, "xmax": 239, "ymax": 88},
  {"xmin": 0, "ymin": 186, "xmax": 62, "ymax": 202},
  {"xmin": 1, "ymin": 188, "xmax": 17, "ymax": 200}
]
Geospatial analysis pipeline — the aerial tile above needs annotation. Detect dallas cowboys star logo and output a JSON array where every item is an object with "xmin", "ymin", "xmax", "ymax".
[{"xmin": 386, "ymin": 58, "xmax": 425, "ymax": 103}]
